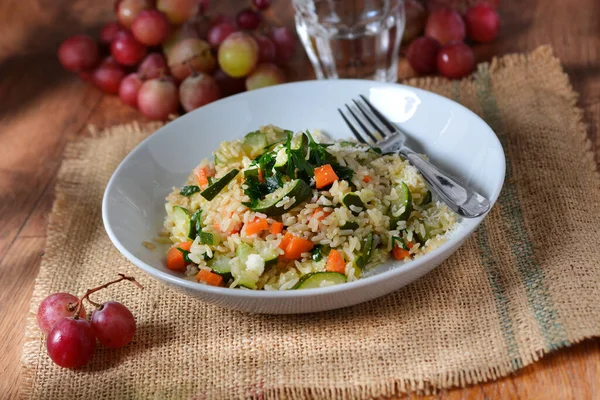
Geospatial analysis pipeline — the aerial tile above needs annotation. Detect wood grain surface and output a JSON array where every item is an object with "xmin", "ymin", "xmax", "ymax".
[{"xmin": 0, "ymin": 0, "xmax": 598, "ymax": 398}]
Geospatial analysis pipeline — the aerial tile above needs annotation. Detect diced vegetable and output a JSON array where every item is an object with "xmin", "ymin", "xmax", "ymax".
[
  {"xmin": 389, "ymin": 182, "xmax": 412, "ymax": 229},
  {"xmin": 180, "ymin": 185, "xmax": 200, "ymax": 196},
  {"xmin": 363, "ymin": 175, "xmax": 372, "ymax": 183},
  {"xmin": 190, "ymin": 209, "xmax": 202, "ymax": 239},
  {"xmin": 325, "ymin": 249, "xmax": 346, "ymax": 273},
  {"xmin": 339, "ymin": 221, "xmax": 359, "ymax": 230},
  {"xmin": 194, "ymin": 165, "xmax": 214, "ymax": 189},
  {"xmin": 166, "ymin": 241, "xmax": 192, "ymax": 271},
  {"xmin": 312, "ymin": 207, "xmax": 330, "ymax": 221},
  {"xmin": 246, "ymin": 179, "xmax": 312, "ymax": 216},
  {"xmin": 342, "ymin": 193, "xmax": 365, "ymax": 215},
  {"xmin": 280, "ymin": 233, "xmax": 314, "ymax": 259},
  {"xmin": 196, "ymin": 269, "xmax": 223, "ymax": 286},
  {"xmin": 392, "ymin": 246, "xmax": 411, "ymax": 260},
  {"xmin": 310, "ymin": 245, "xmax": 327, "ymax": 262},
  {"xmin": 201, "ymin": 169, "xmax": 239, "ymax": 201},
  {"xmin": 208, "ymin": 254, "xmax": 232, "ymax": 275},
  {"xmin": 274, "ymin": 147, "xmax": 288, "ymax": 168},
  {"xmin": 245, "ymin": 217, "xmax": 269, "ymax": 236},
  {"xmin": 293, "ymin": 272, "xmax": 347, "ymax": 289},
  {"xmin": 242, "ymin": 130, "xmax": 268, "ymax": 157},
  {"xmin": 172, "ymin": 206, "xmax": 193, "ymax": 239},
  {"xmin": 314, "ymin": 164, "xmax": 339, "ymax": 189},
  {"xmin": 419, "ymin": 190, "xmax": 432, "ymax": 206},
  {"xmin": 269, "ymin": 221, "xmax": 284, "ymax": 234},
  {"xmin": 353, "ymin": 233, "xmax": 373, "ymax": 271},
  {"xmin": 198, "ymin": 231, "xmax": 217, "ymax": 245}
]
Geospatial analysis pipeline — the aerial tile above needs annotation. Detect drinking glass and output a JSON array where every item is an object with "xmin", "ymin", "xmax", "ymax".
[{"xmin": 292, "ymin": 0, "xmax": 405, "ymax": 82}]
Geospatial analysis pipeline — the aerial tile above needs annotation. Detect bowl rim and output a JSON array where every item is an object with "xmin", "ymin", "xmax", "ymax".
[{"xmin": 102, "ymin": 79, "xmax": 506, "ymax": 299}]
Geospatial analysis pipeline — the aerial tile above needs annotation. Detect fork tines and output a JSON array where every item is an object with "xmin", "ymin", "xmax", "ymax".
[{"xmin": 338, "ymin": 95, "xmax": 396, "ymax": 144}]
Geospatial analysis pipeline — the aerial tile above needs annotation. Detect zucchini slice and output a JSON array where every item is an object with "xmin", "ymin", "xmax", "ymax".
[
  {"xmin": 293, "ymin": 272, "xmax": 347, "ymax": 289},
  {"xmin": 342, "ymin": 193, "xmax": 365, "ymax": 215},
  {"xmin": 249, "ymin": 179, "xmax": 312, "ymax": 216},
  {"xmin": 389, "ymin": 182, "xmax": 413, "ymax": 230},
  {"xmin": 172, "ymin": 206, "xmax": 192, "ymax": 239},
  {"xmin": 201, "ymin": 169, "xmax": 239, "ymax": 201}
]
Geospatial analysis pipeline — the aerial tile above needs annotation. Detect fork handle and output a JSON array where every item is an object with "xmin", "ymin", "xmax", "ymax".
[{"xmin": 400, "ymin": 147, "xmax": 491, "ymax": 218}]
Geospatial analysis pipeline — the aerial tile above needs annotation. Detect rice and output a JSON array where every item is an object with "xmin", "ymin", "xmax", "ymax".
[{"xmin": 163, "ymin": 125, "xmax": 458, "ymax": 290}]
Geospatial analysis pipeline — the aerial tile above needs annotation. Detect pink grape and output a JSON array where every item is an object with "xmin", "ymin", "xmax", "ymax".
[
  {"xmin": 58, "ymin": 35, "xmax": 99, "ymax": 72},
  {"xmin": 269, "ymin": 26, "xmax": 296, "ymax": 65},
  {"xmin": 255, "ymin": 35, "xmax": 276, "ymax": 63},
  {"xmin": 168, "ymin": 38, "xmax": 216, "ymax": 81},
  {"xmin": 137, "ymin": 78, "xmax": 180, "ymax": 120},
  {"xmin": 245, "ymin": 63, "xmax": 285, "ymax": 91},
  {"xmin": 100, "ymin": 22, "xmax": 123, "ymax": 45},
  {"xmin": 425, "ymin": 8, "xmax": 466, "ymax": 45},
  {"xmin": 162, "ymin": 22, "xmax": 199, "ymax": 58},
  {"xmin": 437, "ymin": 41, "xmax": 475, "ymax": 79},
  {"xmin": 119, "ymin": 73, "xmax": 144, "ymax": 107},
  {"xmin": 179, "ymin": 72, "xmax": 221, "ymax": 112},
  {"xmin": 46, "ymin": 317, "xmax": 96, "ymax": 369},
  {"xmin": 157, "ymin": 0, "xmax": 199, "ymax": 25},
  {"xmin": 252, "ymin": 0, "xmax": 270, "ymax": 10},
  {"xmin": 138, "ymin": 53, "xmax": 168, "ymax": 79},
  {"xmin": 37, "ymin": 293, "xmax": 86, "ymax": 335},
  {"xmin": 406, "ymin": 36, "xmax": 441, "ymax": 74},
  {"xmin": 213, "ymin": 68, "xmax": 246, "ymax": 96},
  {"xmin": 92, "ymin": 59, "xmax": 127, "ymax": 94},
  {"xmin": 116, "ymin": 0, "xmax": 153, "ymax": 28},
  {"xmin": 207, "ymin": 22, "xmax": 236, "ymax": 48},
  {"xmin": 198, "ymin": 0, "xmax": 210, "ymax": 14},
  {"xmin": 111, "ymin": 31, "xmax": 147, "ymax": 66},
  {"xmin": 91, "ymin": 301, "xmax": 136, "ymax": 348},
  {"xmin": 236, "ymin": 8, "xmax": 261, "ymax": 30},
  {"xmin": 217, "ymin": 32, "xmax": 258, "ymax": 78},
  {"xmin": 132, "ymin": 10, "xmax": 171, "ymax": 46},
  {"xmin": 464, "ymin": 4, "xmax": 500, "ymax": 43}
]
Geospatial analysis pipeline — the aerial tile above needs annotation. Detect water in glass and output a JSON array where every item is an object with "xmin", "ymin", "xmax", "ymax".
[{"xmin": 292, "ymin": 0, "xmax": 405, "ymax": 82}]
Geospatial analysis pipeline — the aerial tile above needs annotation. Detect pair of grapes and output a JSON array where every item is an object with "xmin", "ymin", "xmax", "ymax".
[
  {"xmin": 37, "ymin": 274, "xmax": 142, "ymax": 369},
  {"xmin": 405, "ymin": 2, "xmax": 500, "ymax": 78},
  {"xmin": 57, "ymin": 0, "xmax": 295, "ymax": 121}
]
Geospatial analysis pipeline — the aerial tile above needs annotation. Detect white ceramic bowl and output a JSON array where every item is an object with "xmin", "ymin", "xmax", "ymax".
[{"xmin": 102, "ymin": 79, "xmax": 505, "ymax": 314}]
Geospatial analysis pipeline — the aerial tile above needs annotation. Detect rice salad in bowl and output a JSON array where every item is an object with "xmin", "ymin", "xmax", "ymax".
[{"xmin": 162, "ymin": 125, "xmax": 457, "ymax": 290}]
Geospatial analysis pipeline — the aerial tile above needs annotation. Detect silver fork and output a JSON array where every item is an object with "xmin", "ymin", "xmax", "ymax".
[{"xmin": 338, "ymin": 95, "xmax": 490, "ymax": 218}]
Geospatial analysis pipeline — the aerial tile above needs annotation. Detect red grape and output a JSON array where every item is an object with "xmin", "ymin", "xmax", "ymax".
[
  {"xmin": 406, "ymin": 36, "xmax": 441, "ymax": 74},
  {"xmin": 78, "ymin": 70, "xmax": 94, "ymax": 83},
  {"xmin": 119, "ymin": 73, "xmax": 144, "ymax": 107},
  {"xmin": 213, "ymin": 68, "xmax": 246, "ymax": 96},
  {"xmin": 37, "ymin": 293, "xmax": 86, "ymax": 335},
  {"xmin": 179, "ymin": 72, "xmax": 221, "ymax": 112},
  {"xmin": 269, "ymin": 26, "xmax": 296, "ymax": 65},
  {"xmin": 198, "ymin": 0, "xmax": 210, "ymax": 14},
  {"xmin": 162, "ymin": 22, "xmax": 199, "ymax": 58},
  {"xmin": 46, "ymin": 317, "xmax": 96, "ymax": 369},
  {"xmin": 207, "ymin": 22, "xmax": 236, "ymax": 48},
  {"xmin": 245, "ymin": 63, "xmax": 285, "ymax": 91},
  {"xmin": 111, "ymin": 31, "xmax": 147, "ymax": 66},
  {"xmin": 132, "ymin": 10, "xmax": 170, "ymax": 46},
  {"xmin": 157, "ymin": 0, "xmax": 199, "ymax": 25},
  {"xmin": 137, "ymin": 78, "xmax": 180, "ymax": 120},
  {"xmin": 464, "ymin": 4, "xmax": 500, "ymax": 43},
  {"xmin": 100, "ymin": 22, "xmax": 123, "ymax": 45},
  {"xmin": 402, "ymin": 0, "xmax": 428, "ymax": 44},
  {"xmin": 255, "ymin": 35, "xmax": 276, "ymax": 63},
  {"xmin": 425, "ymin": 8, "xmax": 466, "ymax": 45},
  {"xmin": 138, "ymin": 53, "xmax": 168, "ymax": 79},
  {"xmin": 116, "ymin": 0, "xmax": 152, "ymax": 28},
  {"xmin": 218, "ymin": 32, "xmax": 259, "ymax": 78},
  {"xmin": 91, "ymin": 301, "xmax": 136, "ymax": 348},
  {"xmin": 236, "ymin": 8, "xmax": 261, "ymax": 30},
  {"xmin": 437, "ymin": 41, "xmax": 475, "ymax": 79},
  {"xmin": 168, "ymin": 38, "xmax": 216, "ymax": 80},
  {"xmin": 253, "ymin": 0, "xmax": 270, "ymax": 10},
  {"xmin": 58, "ymin": 35, "xmax": 100, "ymax": 72},
  {"xmin": 92, "ymin": 60, "xmax": 127, "ymax": 94}
]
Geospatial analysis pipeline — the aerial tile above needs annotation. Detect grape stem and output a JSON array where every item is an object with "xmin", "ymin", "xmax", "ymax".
[{"xmin": 72, "ymin": 274, "xmax": 143, "ymax": 316}]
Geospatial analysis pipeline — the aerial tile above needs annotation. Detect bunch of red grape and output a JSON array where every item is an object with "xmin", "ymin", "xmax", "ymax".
[
  {"xmin": 403, "ymin": 0, "xmax": 500, "ymax": 79},
  {"xmin": 57, "ymin": 0, "xmax": 296, "ymax": 121},
  {"xmin": 36, "ymin": 274, "xmax": 142, "ymax": 369}
]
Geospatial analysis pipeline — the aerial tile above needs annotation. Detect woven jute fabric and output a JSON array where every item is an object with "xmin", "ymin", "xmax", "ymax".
[{"xmin": 20, "ymin": 46, "xmax": 600, "ymax": 399}]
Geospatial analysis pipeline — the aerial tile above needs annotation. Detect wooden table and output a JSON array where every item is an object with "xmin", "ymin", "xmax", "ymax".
[{"xmin": 1, "ymin": 0, "xmax": 598, "ymax": 398}]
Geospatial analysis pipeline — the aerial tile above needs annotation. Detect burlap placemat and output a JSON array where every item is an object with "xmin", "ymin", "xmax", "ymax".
[{"xmin": 20, "ymin": 46, "xmax": 600, "ymax": 399}]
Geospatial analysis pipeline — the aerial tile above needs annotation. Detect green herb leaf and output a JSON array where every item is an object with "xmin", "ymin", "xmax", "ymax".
[
  {"xmin": 177, "ymin": 247, "xmax": 194, "ymax": 264},
  {"xmin": 190, "ymin": 209, "xmax": 202, "ymax": 238},
  {"xmin": 392, "ymin": 236, "xmax": 408, "ymax": 250},
  {"xmin": 180, "ymin": 185, "xmax": 200, "ymax": 196}
]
